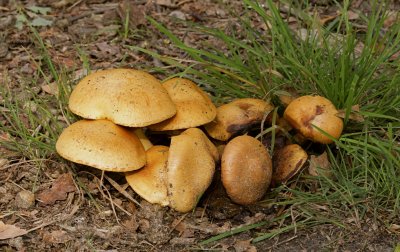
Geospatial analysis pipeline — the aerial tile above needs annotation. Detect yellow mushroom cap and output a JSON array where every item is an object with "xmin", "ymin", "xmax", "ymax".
[
  {"xmin": 221, "ymin": 135, "xmax": 272, "ymax": 205},
  {"xmin": 272, "ymin": 144, "xmax": 308, "ymax": 184},
  {"xmin": 56, "ymin": 119, "xmax": 146, "ymax": 172},
  {"xmin": 283, "ymin": 95, "xmax": 343, "ymax": 144},
  {"xmin": 68, "ymin": 69, "xmax": 177, "ymax": 127},
  {"xmin": 167, "ymin": 128, "xmax": 217, "ymax": 213},
  {"xmin": 125, "ymin": 146, "xmax": 169, "ymax": 206},
  {"xmin": 149, "ymin": 78, "xmax": 217, "ymax": 131},
  {"xmin": 204, "ymin": 98, "xmax": 274, "ymax": 141}
]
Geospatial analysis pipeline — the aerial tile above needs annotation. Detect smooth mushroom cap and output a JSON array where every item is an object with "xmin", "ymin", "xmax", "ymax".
[
  {"xmin": 149, "ymin": 78, "xmax": 217, "ymax": 131},
  {"xmin": 68, "ymin": 69, "xmax": 177, "ymax": 127},
  {"xmin": 181, "ymin": 127, "xmax": 220, "ymax": 163},
  {"xmin": 167, "ymin": 128, "xmax": 217, "ymax": 213},
  {"xmin": 272, "ymin": 144, "xmax": 308, "ymax": 184},
  {"xmin": 125, "ymin": 145, "xmax": 169, "ymax": 206},
  {"xmin": 221, "ymin": 135, "xmax": 272, "ymax": 205},
  {"xmin": 204, "ymin": 98, "xmax": 274, "ymax": 141},
  {"xmin": 56, "ymin": 119, "xmax": 146, "ymax": 172},
  {"xmin": 283, "ymin": 95, "xmax": 343, "ymax": 144}
]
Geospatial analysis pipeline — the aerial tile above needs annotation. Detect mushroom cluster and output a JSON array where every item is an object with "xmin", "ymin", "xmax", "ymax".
[{"xmin": 56, "ymin": 68, "xmax": 344, "ymax": 211}]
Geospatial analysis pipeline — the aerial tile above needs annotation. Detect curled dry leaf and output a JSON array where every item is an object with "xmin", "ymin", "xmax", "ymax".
[
  {"xmin": 336, "ymin": 104, "xmax": 364, "ymax": 122},
  {"xmin": 0, "ymin": 221, "xmax": 28, "ymax": 240},
  {"xmin": 308, "ymin": 151, "xmax": 332, "ymax": 177},
  {"xmin": 318, "ymin": 13, "xmax": 339, "ymax": 25},
  {"xmin": 41, "ymin": 82, "xmax": 59, "ymax": 95},
  {"xmin": 37, "ymin": 173, "xmax": 76, "ymax": 205},
  {"xmin": 346, "ymin": 10, "xmax": 359, "ymax": 20},
  {"xmin": 384, "ymin": 11, "xmax": 399, "ymax": 28}
]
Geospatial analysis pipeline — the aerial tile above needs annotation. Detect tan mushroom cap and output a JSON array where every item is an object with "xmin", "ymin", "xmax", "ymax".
[
  {"xmin": 149, "ymin": 78, "xmax": 217, "ymax": 131},
  {"xmin": 167, "ymin": 128, "xmax": 217, "ymax": 213},
  {"xmin": 272, "ymin": 144, "xmax": 308, "ymax": 184},
  {"xmin": 181, "ymin": 127, "xmax": 220, "ymax": 163},
  {"xmin": 221, "ymin": 135, "xmax": 272, "ymax": 205},
  {"xmin": 56, "ymin": 119, "xmax": 146, "ymax": 172},
  {"xmin": 204, "ymin": 98, "xmax": 274, "ymax": 141},
  {"xmin": 125, "ymin": 146, "xmax": 169, "ymax": 206},
  {"xmin": 69, "ymin": 69, "xmax": 177, "ymax": 127},
  {"xmin": 283, "ymin": 95, "xmax": 343, "ymax": 144}
]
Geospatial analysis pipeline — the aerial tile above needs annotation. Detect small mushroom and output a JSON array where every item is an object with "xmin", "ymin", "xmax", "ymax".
[
  {"xmin": 221, "ymin": 135, "xmax": 272, "ymax": 205},
  {"xmin": 283, "ymin": 95, "xmax": 343, "ymax": 144},
  {"xmin": 125, "ymin": 146, "xmax": 169, "ymax": 206},
  {"xmin": 68, "ymin": 69, "xmax": 177, "ymax": 127},
  {"xmin": 272, "ymin": 144, "xmax": 308, "ymax": 184},
  {"xmin": 204, "ymin": 98, "xmax": 274, "ymax": 141},
  {"xmin": 167, "ymin": 128, "xmax": 217, "ymax": 212},
  {"xmin": 56, "ymin": 119, "xmax": 146, "ymax": 172},
  {"xmin": 149, "ymin": 78, "xmax": 217, "ymax": 131}
]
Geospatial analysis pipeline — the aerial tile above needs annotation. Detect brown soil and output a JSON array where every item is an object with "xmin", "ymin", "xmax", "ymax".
[{"xmin": 1, "ymin": 0, "xmax": 399, "ymax": 251}]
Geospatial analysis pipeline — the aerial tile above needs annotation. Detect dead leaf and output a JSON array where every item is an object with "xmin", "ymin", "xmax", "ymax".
[
  {"xmin": 389, "ymin": 224, "xmax": 400, "ymax": 233},
  {"xmin": 42, "ymin": 230, "xmax": 72, "ymax": 244},
  {"xmin": 96, "ymin": 42, "xmax": 120, "ymax": 56},
  {"xmin": 384, "ymin": 11, "xmax": 399, "ymax": 28},
  {"xmin": 308, "ymin": 151, "xmax": 332, "ymax": 177},
  {"xmin": 37, "ymin": 173, "xmax": 76, "ymax": 205},
  {"xmin": 174, "ymin": 221, "xmax": 194, "ymax": 238},
  {"xmin": 347, "ymin": 10, "xmax": 359, "ymax": 20},
  {"xmin": 117, "ymin": 1, "xmax": 147, "ymax": 29},
  {"xmin": 0, "ymin": 221, "xmax": 28, "ymax": 240},
  {"xmin": 169, "ymin": 10, "xmax": 187, "ymax": 21},
  {"xmin": 41, "ymin": 82, "xmax": 59, "ymax": 95},
  {"xmin": 336, "ymin": 105, "xmax": 364, "ymax": 122},
  {"xmin": 155, "ymin": 0, "xmax": 176, "ymax": 8},
  {"xmin": 319, "ymin": 14, "xmax": 338, "ymax": 25},
  {"xmin": 233, "ymin": 239, "xmax": 257, "ymax": 252}
]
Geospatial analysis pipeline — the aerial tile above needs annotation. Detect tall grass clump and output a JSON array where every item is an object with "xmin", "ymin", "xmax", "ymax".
[{"xmin": 133, "ymin": 0, "xmax": 400, "ymax": 236}]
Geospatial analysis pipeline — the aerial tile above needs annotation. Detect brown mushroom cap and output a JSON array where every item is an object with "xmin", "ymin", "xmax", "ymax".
[
  {"xmin": 283, "ymin": 95, "xmax": 343, "ymax": 144},
  {"xmin": 204, "ymin": 98, "xmax": 274, "ymax": 141},
  {"xmin": 272, "ymin": 144, "xmax": 308, "ymax": 184},
  {"xmin": 125, "ymin": 145, "xmax": 169, "ymax": 206},
  {"xmin": 167, "ymin": 128, "xmax": 217, "ymax": 212},
  {"xmin": 68, "ymin": 69, "xmax": 177, "ymax": 127},
  {"xmin": 56, "ymin": 119, "xmax": 146, "ymax": 172},
  {"xmin": 221, "ymin": 135, "xmax": 272, "ymax": 205},
  {"xmin": 149, "ymin": 78, "xmax": 217, "ymax": 131}
]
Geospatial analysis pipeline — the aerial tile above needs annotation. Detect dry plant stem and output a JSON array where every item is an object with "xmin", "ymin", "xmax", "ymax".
[
  {"xmin": 93, "ymin": 175, "xmax": 133, "ymax": 220},
  {"xmin": 103, "ymin": 183, "xmax": 120, "ymax": 224},
  {"xmin": 103, "ymin": 174, "xmax": 141, "ymax": 206},
  {"xmin": 269, "ymin": 235, "xmax": 298, "ymax": 250}
]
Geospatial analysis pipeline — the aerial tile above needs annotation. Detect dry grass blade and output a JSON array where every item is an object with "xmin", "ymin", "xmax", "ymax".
[{"xmin": 103, "ymin": 174, "xmax": 141, "ymax": 207}]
